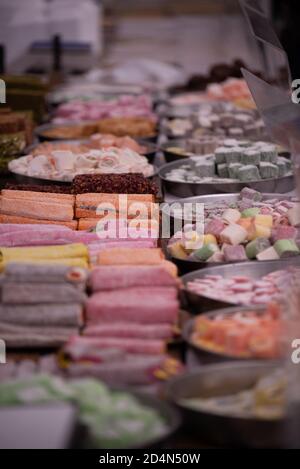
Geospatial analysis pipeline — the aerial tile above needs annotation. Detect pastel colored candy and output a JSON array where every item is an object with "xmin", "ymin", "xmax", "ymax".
[
  {"xmin": 220, "ymin": 224, "xmax": 248, "ymax": 245},
  {"xmin": 245, "ymin": 238, "xmax": 271, "ymax": 259},
  {"xmin": 256, "ymin": 246, "xmax": 280, "ymax": 261},
  {"xmin": 254, "ymin": 214, "xmax": 273, "ymax": 228},
  {"xmin": 194, "ymin": 243, "xmax": 219, "ymax": 261},
  {"xmin": 240, "ymin": 187, "xmax": 262, "ymax": 201},
  {"xmin": 287, "ymin": 205, "xmax": 300, "ymax": 227},
  {"xmin": 222, "ymin": 208, "xmax": 241, "ymax": 224},
  {"xmin": 223, "ymin": 245, "xmax": 247, "ymax": 262},
  {"xmin": 241, "ymin": 207, "xmax": 260, "ymax": 218},
  {"xmin": 274, "ymin": 239, "xmax": 300, "ymax": 258},
  {"xmin": 271, "ymin": 226, "xmax": 298, "ymax": 243},
  {"xmin": 205, "ymin": 218, "xmax": 226, "ymax": 238}
]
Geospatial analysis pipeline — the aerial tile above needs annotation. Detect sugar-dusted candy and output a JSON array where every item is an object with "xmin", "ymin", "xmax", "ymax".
[
  {"xmin": 194, "ymin": 243, "xmax": 219, "ymax": 261},
  {"xmin": 277, "ymin": 160, "xmax": 287, "ymax": 178},
  {"xmin": 203, "ymin": 234, "xmax": 217, "ymax": 245},
  {"xmin": 168, "ymin": 241, "xmax": 189, "ymax": 260},
  {"xmin": 240, "ymin": 187, "xmax": 262, "ymax": 201},
  {"xmin": 259, "ymin": 162, "xmax": 279, "ymax": 179},
  {"xmin": 228, "ymin": 163, "xmax": 242, "ymax": 179},
  {"xmin": 222, "ymin": 208, "xmax": 241, "ymax": 224},
  {"xmin": 260, "ymin": 145, "xmax": 277, "ymax": 163},
  {"xmin": 248, "ymin": 223, "xmax": 272, "ymax": 240},
  {"xmin": 237, "ymin": 217, "xmax": 253, "ymax": 232},
  {"xmin": 287, "ymin": 205, "xmax": 300, "ymax": 227},
  {"xmin": 241, "ymin": 149, "xmax": 261, "ymax": 165},
  {"xmin": 245, "ymin": 238, "xmax": 271, "ymax": 259},
  {"xmin": 225, "ymin": 147, "xmax": 242, "ymax": 164},
  {"xmin": 194, "ymin": 160, "xmax": 215, "ymax": 178},
  {"xmin": 256, "ymin": 246, "xmax": 280, "ymax": 261},
  {"xmin": 223, "ymin": 245, "xmax": 247, "ymax": 262},
  {"xmin": 220, "ymin": 224, "xmax": 248, "ymax": 245},
  {"xmin": 237, "ymin": 165, "xmax": 260, "ymax": 182},
  {"xmin": 241, "ymin": 207, "xmax": 260, "ymax": 218},
  {"xmin": 254, "ymin": 214, "xmax": 273, "ymax": 228},
  {"xmin": 274, "ymin": 239, "xmax": 300, "ymax": 258},
  {"xmin": 205, "ymin": 218, "xmax": 226, "ymax": 237},
  {"xmin": 271, "ymin": 225, "xmax": 298, "ymax": 243},
  {"xmin": 207, "ymin": 251, "xmax": 225, "ymax": 263},
  {"xmin": 217, "ymin": 164, "xmax": 229, "ymax": 178}
]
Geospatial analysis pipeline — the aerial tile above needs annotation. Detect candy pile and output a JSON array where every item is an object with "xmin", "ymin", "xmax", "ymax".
[
  {"xmin": 186, "ymin": 267, "xmax": 300, "ymax": 306},
  {"xmin": 191, "ymin": 303, "xmax": 283, "ymax": 359},
  {"xmin": 53, "ymin": 95, "xmax": 156, "ymax": 123},
  {"xmin": 63, "ymin": 247, "xmax": 181, "ymax": 386},
  {"xmin": 0, "ymin": 187, "xmax": 159, "ymax": 260},
  {"xmin": 0, "ymin": 264, "xmax": 87, "ymax": 348},
  {"xmin": 165, "ymin": 103, "xmax": 264, "ymax": 139},
  {"xmin": 30, "ymin": 135, "xmax": 148, "ymax": 157},
  {"xmin": 170, "ymin": 79, "xmax": 254, "ymax": 108},
  {"xmin": 206, "ymin": 78, "xmax": 253, "ymax": 103},
  {"xmin": 165, "ymin": 140, "xmax": 291, "ymax": 183},
  {"xmin": 39, "ymin": 117, "xmax": 157, "ymax": 140},
  {"xmin": 9, "ymin": 147, "xmax": 154, "ymax": 181},
  {"xmin": 168, "ymin": 188, "xmax": 300, "ymax": 263}
]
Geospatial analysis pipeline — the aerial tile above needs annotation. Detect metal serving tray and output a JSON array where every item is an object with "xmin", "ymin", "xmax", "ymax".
[
  {"xmin": 165, "ymin": 361, "xmax": 284, "ymax": 448},
  {"xmin": 181, "ymin": 258, "xmax": 300, "ymax": 313},
  {"xmin": 159, "ymin": 159, "xmax": 295, "ymax": 197}
]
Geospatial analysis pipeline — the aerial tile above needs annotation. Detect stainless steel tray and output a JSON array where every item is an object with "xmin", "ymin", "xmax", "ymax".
[
  {"xmin": 161, "ymin": 192, "xmax": 298, "ymax": 274},
  {"xmin": 159, "ymin": 159, "xmax": 295, "ymax": 197},
  {"xmin": 165, "ymin": 361, "xmax": 285, "ymax": 448},
  {"xmin": 181, "ymin": 258, "xmax": 300, "ymax": 313}
]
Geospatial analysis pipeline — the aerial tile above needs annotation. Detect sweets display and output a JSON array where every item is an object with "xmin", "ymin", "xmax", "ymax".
[
  {"xmin": 164, "ymin": 141, "xmax": 291, "ymax": 184},
  {"xmin": 0, "ymin": 375, "xmax": 168, "ymax": 448},
  {"xmin": 179, "ymin": 369, "xmax": 285, "ymax": 420},
  {"xmin": 53, "ymin": 95, "xmax": 156, "ymax": 123},
  {"xmin": 38, "ymin": 117, "xmax": 157, "ymax": 140},
  {"xmin": 1, "ymin": 44, "xmax": 299, "ymax": 450},
  {"xmin": 170, "ymin": 78, "xmax": 254, "ymax": 108},
  {"xmin": 9, "ymin": 146, "xmax": 154, "ymax": 182},
  {"xmin": 190, "ymin": 303, "xmax": 283, "ymax": 359},
  {"xmin": 0, "ymin": 263, "xmax": 87, "ymax": 348},
  {"xmin": 168, "ymin": 189, "xmax": 300, "ymax": 263},
  {"xmin": 186, "ymin": 267, "xmax": 300, "ymax": 306}
]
